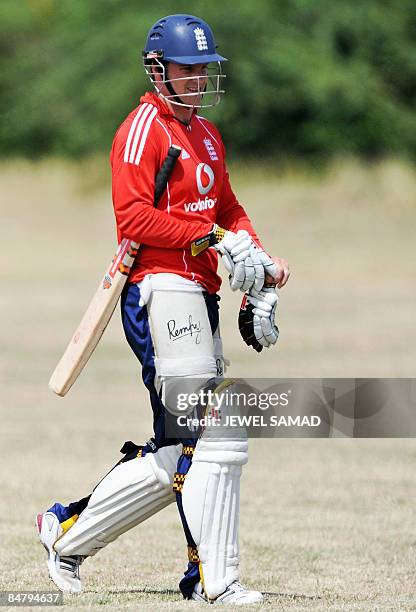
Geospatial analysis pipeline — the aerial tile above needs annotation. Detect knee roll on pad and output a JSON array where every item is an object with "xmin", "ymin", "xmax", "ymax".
[
  {"xmin": 192, "ymin": 438, "xmax": 248, "ymax": 465},
  {"xmin": 182, "ymin": 437, "xmax": 248, "ymax": 600},
  {"xmin": 54, "ymin": 444, "xmax": 181, "ymax": 557}
]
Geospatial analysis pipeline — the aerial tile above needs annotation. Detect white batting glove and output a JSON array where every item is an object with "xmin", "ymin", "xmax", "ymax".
[
  {"xmin": 216, "ymin": 230, "xmax": 276, "ymax": 293},
  {"xmin": 215, "ymin": 230, "xmax": 254, "ymax": 291},
  {"xmin": 250, "ymin": 244, "xmax": 278, "ymax": 291},
  {"xmin": 192, "ymin": 224, "xmax": 277, "ymax": 294},
  {"xmin": 190, "ymin": 226, "xmax": 257, "ymax": 292},
  {"xmin": 246, "ymin": 287, "xmax": 279, "ymax": 347}
]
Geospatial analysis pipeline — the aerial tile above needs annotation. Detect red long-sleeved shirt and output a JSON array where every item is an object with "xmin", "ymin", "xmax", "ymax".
[{"xmin": 110, "ymin": 92, "xmax": 261, "ymax": 294}]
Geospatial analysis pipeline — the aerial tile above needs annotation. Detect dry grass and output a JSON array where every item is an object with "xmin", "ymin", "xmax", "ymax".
[{"xmin": 0, "ymin": 158, "xmax": 415, "ymax": 610}]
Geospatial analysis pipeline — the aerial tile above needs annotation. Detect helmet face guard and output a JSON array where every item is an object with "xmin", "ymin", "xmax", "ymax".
[
  {"xmin": 143, "ymin": 54, "xmax": 226, "ymax": 109},
  {"xmin": 143, "ymin": 14, "xmax": 227, "ymax": 109}
]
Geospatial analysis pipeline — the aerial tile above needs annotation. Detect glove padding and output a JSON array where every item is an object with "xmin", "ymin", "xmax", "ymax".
[
  {"xmin": 238, "ymin": 295, "xmax": 263, "ymax": 352},
  {"xmin": 239, "ymin": 287, "xmax": 279, "ymax": 351},
  {"xmin": 216, "ymin": 230, "xmax": 278, "ymax": 293}
]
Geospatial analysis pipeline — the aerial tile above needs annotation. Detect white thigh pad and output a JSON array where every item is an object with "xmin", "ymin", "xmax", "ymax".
[
  {"xmin": 54, "ymin": 445, "xmax": 181, "ymax": 557},
  {"xmin": 146, "ymin": 275, "xmax": 214, "ymax": 362},
  {"xmin": 145, "ymin": 275, "xmax": 219, "ymax": 415}
]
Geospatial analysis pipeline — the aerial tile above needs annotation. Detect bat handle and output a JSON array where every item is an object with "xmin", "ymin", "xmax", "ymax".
[{"xmin": 154, "ymin": 145, "xmax": 181, "ymax": 206}]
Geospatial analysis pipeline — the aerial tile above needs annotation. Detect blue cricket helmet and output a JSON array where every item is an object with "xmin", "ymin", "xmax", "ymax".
[{"xmin": 143, "ymin": 14, "xmax": 227, "ymax": 64}]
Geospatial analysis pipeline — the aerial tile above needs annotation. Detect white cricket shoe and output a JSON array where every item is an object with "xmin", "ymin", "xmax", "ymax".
[
  {"xmin": 36, "ymin": 512, "xmax": 83, "ymax": 594},
  {"xmin": 191, "ymin": 581, "xmax": 263, "ymax": 605}
]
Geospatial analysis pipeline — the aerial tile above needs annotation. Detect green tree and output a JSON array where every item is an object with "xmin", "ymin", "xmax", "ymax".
[{"xmin": 1, "ymin": 0, "xmax": 415, "ymax": 158}]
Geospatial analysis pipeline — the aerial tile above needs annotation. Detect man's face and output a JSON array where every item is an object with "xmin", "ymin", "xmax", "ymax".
[{"xmin": 161, "ymin": 62, "xmax": 209, "ymax": 106}]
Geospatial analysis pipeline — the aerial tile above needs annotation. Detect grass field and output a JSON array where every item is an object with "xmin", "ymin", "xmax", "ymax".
[{"xmin": 0, "ymin": 158, "xmax": 415, "ymax": 610}]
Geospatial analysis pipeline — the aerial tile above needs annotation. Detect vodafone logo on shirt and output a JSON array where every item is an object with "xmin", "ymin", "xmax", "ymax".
[
  {"xmin": 184, "ymin": 196, "xmax": 217, "ymax": 213},
  {"xmin": 184, "ymin": 163, "xmax": 217, "ymax": 213},
  {"xmin": 196, "ymin": 163, "xmax": 214, "ymax": 195}
]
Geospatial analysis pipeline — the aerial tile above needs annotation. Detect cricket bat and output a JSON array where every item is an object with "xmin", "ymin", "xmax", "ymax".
[{"xmin": 49, "ymin": 145, "xmax": 181, "ymax": 396}]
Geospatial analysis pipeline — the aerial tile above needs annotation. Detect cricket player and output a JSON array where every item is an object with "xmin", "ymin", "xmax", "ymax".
[{"xmin": 37, "ymin": 14, "xmax": 289, "ymax": 605}]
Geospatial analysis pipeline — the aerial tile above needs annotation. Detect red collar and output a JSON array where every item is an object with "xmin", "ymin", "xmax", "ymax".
[
  {"xmin": 139, "ymin": 91, "xmax": 196, "ymax": 123},
  {"xmin": 139, "ymin": 91, "xmax": 172, "ymax": 116}
]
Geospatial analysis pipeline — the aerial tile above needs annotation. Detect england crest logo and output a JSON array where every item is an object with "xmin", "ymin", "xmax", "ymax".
[{"xmin": 194, "ymin": 27, "xmax": 208, "ymax": 51}]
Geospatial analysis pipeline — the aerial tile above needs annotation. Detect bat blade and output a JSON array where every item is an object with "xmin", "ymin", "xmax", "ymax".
[{"xmin": 49, "ymin": 238, "xmax": 138, "ymax": 396}]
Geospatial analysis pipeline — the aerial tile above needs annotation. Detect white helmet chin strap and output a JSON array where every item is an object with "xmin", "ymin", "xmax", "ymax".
[{"xmin": 144, "ymin": 58, "xmax": 226, "ymax": 109}]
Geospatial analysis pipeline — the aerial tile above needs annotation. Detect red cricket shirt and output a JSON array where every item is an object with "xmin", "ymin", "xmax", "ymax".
[{"xmin": 110, "ymin": 91, "xmax": 261, "ymax": 294}]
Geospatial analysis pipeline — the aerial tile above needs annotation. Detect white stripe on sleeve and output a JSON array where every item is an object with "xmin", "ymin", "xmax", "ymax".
[
  {"xmin": 123, "ymin": 104, "xmax": 149, "ymax": 163},
  {"xmin": 134, "ymin": 107, "xmax": 158, "ymax": 165},
  {"xmin": 129, "ymin": 104, "xmax": 154, "ymax": 163}
]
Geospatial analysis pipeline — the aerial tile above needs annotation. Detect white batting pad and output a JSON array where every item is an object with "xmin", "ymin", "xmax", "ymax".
[
  {"xmin": 182, "ymin": 435, "xmax": 248, "ymax": 600},
  {"xmin": 54, "ymin": 444, "xmax": 181, "ymax": 557}
]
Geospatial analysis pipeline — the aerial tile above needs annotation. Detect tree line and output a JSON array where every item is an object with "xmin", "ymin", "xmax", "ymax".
[{"xmin": 1, "ymin": 0, "xmax": 415, "ymax": 159}]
